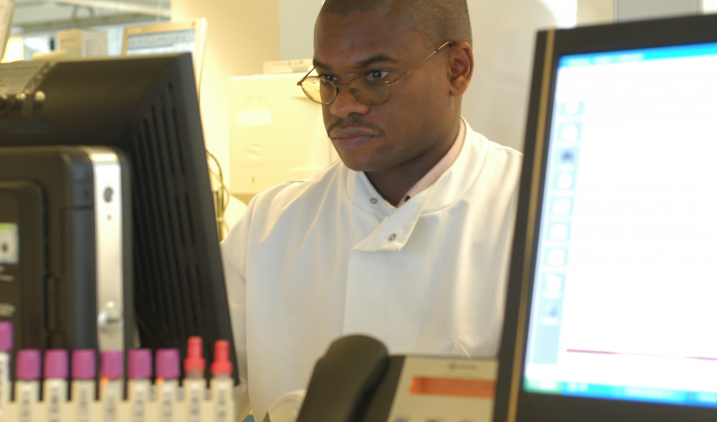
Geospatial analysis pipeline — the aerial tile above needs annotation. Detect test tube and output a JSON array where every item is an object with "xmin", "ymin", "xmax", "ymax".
[
  {"xmin": 100, "ymin": 351, "xmax": 123, "ymax": 422},
  {"xmin": 14, "ymin": 349, "xmax": 41, "ymax": 422},
  {"xmin": 183, "ymin": 337, "xmax": 206, "ymax": 422},
  {"xmin": 71, "ymin": 350, "xmax": 96, "ymax": 422},
  {"xmin": 155, "ymin": 349, "xmax": 180, "ymax": 422},
  {"xmin": 127, "ymin": 349, "xmax": 152, "ymax": 422},
  {"xmin": 43, "ymin": 349, "xmax": 69, "ymax": 422},
  {"xmin": 210, "ymin": 340, "xmax": 234, "ymax": 422},
  {"xmin": 0, "ymin": 322, "xmax": 12, "ymax": 412}
]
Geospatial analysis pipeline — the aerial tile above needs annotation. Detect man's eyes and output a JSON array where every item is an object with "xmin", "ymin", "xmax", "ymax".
[
  {"xmin": 317, "ymin": 70, "xmax": 390, "ymax": 84},
  {"xmin": 318, "ymin": 74, "xmax": 338, "ymax": 83},
  {"xmin": 365, "ymin": 70, "xmax": 389, "ymax": 82}
]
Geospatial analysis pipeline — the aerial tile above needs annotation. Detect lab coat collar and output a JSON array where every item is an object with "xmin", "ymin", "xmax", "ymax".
[{"xmin": 346, "ymin": 118, "xmax": 486, "ymax": 253}]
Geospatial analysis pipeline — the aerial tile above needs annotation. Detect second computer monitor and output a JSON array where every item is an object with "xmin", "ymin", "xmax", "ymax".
[
  {"xmin": 122, "ymin": 19, "xmax": 207, "ymax": 86},
  {"xmin": 494, "ymin": 12, "xmax": 717, "ymax": 422}
]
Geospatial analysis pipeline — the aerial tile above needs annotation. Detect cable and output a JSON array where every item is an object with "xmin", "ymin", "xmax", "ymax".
[{"xmin": 206, "ymin": 149, "xmax": 232, "ymax": 240}]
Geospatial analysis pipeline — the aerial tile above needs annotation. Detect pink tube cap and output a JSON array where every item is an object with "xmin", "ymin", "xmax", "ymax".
[
  {"xmin": 101, "ymin": 350, "xmax": 124, "ymax": 380},
  {"xmin": 0, "ymin": 322, "xmax": 12, "ymax": 352},
  {"xmin": 155, "ymin": 349, "xmax": 180, "ymax": 380},
  {"xmin": 44, "ymin": 349, "xmax": 69, "ymax": 379},
  {"xmin": 16, "ymin": 349, "xmax": 42, "ymax": 380},
  {"xmin": 128, "ymin": 349, "xmax": 152, "ymax": 379},
  {"xmin": 72, "ymin": 349, "xmax": 96, "ymax": 380}
]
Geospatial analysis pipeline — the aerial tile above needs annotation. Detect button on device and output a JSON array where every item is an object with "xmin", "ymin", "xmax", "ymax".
[
  {"xmin": 103, "ymin": 187, "xmax": 114, "ymax": 203},
  {"xmin": 98, "ymin": 302, "xmax": 123, "ymax": 336},
  {"xmin": 370, "ymin": 198, "xmax": 378, "ymax": 204},
  {"xmin": 388, "ymin": 233, "xmax": 397, "ymax": 241}
]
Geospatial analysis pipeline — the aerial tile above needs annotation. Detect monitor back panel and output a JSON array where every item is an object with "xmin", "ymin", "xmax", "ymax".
[
  {"xmin": 0, "ymin": 55, "xmax": 237, "ymax": 382},
  {"xmin": 0, "ymin": 146, "xmax": 132, "ymax": 365}
]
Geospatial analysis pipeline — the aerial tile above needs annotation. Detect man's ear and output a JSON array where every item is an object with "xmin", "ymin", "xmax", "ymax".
[{"xmin": 448, "ymin": 42, "xmax": 473, "ymax": 97}]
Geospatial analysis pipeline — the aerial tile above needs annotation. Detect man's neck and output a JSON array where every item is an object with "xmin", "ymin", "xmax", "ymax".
[{"xmin": 365, "ymin": 120, "xmax": 462, "ymax": 207}]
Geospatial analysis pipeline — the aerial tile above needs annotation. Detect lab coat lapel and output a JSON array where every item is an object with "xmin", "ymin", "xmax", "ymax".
[{"xmin": 347, "ymin": 169, "xmax": 431, "ymax": 253}]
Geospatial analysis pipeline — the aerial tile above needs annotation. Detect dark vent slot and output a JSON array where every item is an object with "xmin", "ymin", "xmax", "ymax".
[{"xmin": 131, "ymin": 82, "xmax": 208, "ymax": 352}]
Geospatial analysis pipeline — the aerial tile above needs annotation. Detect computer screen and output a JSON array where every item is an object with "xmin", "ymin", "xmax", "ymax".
[
  {"xmin": 122, "ymin": 19, "xmax": 206, "ymax": 87},
  {"xmin": 0, "ymin": 54, "xmax": 237, "ymax": 383},
  {"xmin": 494, "ymin": 13, "xmax": 717, "ymax": 422}
]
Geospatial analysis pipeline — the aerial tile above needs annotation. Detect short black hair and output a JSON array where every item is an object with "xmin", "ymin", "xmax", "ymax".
[{"xmin": 319, "ymin": 0, "xmax": 472, "ymax": 47}]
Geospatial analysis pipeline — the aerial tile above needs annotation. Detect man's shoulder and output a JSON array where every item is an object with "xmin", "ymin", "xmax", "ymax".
[
  {"xmin": 461, "ymin": 124, "xmax": 523, "ymax": 186},
  {"xmin": 469, "ymin": 127, "xmax": 523, "ymax": 161},
  {"xmin": 223, "ymin": 159, "xmax": 347, "ymax": 256},
  {"xmin": 247, "ymin": 159, "xmax": 347, "ymax": 214}
]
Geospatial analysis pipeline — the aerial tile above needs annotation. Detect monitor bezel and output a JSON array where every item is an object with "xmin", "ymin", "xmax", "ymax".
[{"xmin": 494, "ymin": 12, "xmax": 717, "ymax": 422}]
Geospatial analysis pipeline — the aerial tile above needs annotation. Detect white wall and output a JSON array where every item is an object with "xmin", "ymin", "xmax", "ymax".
[
  {"xmin": 171, "ymin": 0, "xmax": 280, "ymax": 189},
  {"xmin": 461, "ymin": 0, "xmax": 556, "ymax": 151},
  {"xmin": 578, "ymin": 0, "xmax": 614, "ymax": 24},
  {"xmin": 279, "ymin": 0, "xmax": 323, "ymax": 60}
]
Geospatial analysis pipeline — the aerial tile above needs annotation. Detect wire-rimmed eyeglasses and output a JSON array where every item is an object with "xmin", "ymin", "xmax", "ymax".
[{"xmin": 297, "ymin": 41, "xmax": 454, "ymax": 106}]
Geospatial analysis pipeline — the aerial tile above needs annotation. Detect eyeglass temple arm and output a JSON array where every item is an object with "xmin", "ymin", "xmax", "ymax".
[
  {"xmin": 388, "ymin": 41, "xmax": 454, "ymax": 86},
  {"xmin": 297, "ymin": 67, "xmax": 316, "ymax": 86}
]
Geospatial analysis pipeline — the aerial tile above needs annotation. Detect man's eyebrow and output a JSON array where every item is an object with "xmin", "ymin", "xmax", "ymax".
[
  {"xmin": 313, "ymin": 58, "xmax": 331, "ymax": 70},
  {"xmin": 356, "ymin": 54, "xmax": 399, "ymax": 68},
  {"xmin": 313, "ymin": 54, "xmax": 400, "ymax": 71}
]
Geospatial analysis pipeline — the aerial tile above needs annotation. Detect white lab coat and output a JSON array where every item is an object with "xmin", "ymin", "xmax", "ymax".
[{"xmin": 221, "ymin": 121, "xmax": 523, "ymax": 418}]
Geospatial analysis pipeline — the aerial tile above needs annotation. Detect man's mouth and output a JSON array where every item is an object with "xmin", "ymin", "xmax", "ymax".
[{"xmin": 330, "ymin": 127, "xmax": 378, "ymax": 150}]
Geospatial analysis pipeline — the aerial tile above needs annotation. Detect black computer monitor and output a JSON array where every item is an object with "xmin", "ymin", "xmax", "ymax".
[
  {"xmin": 0, "ymin": 54, "xmax": 237, "ymax": 382},
  {"xmin": 494, "ymin": 13, "xmax": 717, "ymax": 422}
]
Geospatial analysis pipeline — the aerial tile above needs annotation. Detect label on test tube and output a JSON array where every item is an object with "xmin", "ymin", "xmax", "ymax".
[
  {"xmin": 15, "ymin": 349, "xmax": 41, "ymax": 422},
  {"xmin": 43, "ymin": 349, "xmax": 69, "ymax": 422},
  {"xmin": 155, "ymin": 349, "xmax": 180, "ymax": 422},
  {"xmin": 128, "ymin": 349, "xmax": 152, "ymax": 422},
  {"xmin": 71, "ymin": 350, "xmax": 96, "ymax": 422},
  {"xmin": 210, "ymin": 340, "xmax": 234, "ymax": 422},
  {"xmin": 100, "ymin": 351, "xmax": 124, "ymax": 422},
  {"xmin": 184, "ymin": 337, "xmax": 206, "ymax": 422}
]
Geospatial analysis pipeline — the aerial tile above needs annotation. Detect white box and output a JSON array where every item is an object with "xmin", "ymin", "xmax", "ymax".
[
  {"xmin": 614, "ymin": 0, "xmax": 702, "ymax": 21},
  {"xmin": 263, "ymin": 58, "xmax": 313, "ymax": 75},
  {"xmin": 57, "ymin": 29, "xmax": 108, "ymax": 58},
  {"xmin": 228, "ymin": 73, "xmax": 338, "ymax": 204}
]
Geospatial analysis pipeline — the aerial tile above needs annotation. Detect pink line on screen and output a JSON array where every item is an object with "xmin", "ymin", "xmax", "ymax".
[{"xmin": 566, "ymin": 349, "xmax": 717, "ymax": 362}]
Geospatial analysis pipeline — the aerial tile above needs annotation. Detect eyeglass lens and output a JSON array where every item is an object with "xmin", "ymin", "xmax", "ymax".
[{"xmin": 301, "ymin": 77, "xmax": 391, "ymax": 106}]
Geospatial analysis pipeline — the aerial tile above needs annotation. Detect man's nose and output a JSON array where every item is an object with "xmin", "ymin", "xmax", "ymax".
[{"xmin": 328, "ymin": 84, "xmax": 371, "ymax": 118}]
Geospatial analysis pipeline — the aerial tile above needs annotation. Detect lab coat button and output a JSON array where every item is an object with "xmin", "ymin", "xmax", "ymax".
[
  {"xmin": 388, "ymin": 233, "xmax": 397, "ymax": 241},
  {"xmin": 370, "ymin": 198, "xmax": 378, "ymax": 204}
]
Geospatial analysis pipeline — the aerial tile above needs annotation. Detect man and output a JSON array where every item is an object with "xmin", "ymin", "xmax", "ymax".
[{"xmin": 221, "ymin": 0, "xmax": 522, "ymax": 418}]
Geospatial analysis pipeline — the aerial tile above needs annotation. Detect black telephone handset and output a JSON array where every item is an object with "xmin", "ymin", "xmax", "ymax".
[{"xmin": 296, "ymin": 335, "xmax": 390, "ymax": 422}]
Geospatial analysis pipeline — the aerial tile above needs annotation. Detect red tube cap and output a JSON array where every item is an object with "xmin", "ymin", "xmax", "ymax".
[
  {"xmin": 183, "ymin": 336, "xmax": 205, "ymax": 374},
  {"xmin": 211, "ymin": 340, "xmax": 233, "ymax": 376}
]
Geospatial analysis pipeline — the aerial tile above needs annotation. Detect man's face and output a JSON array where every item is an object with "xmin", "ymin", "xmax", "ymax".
[{"xmin": 314, "ymin": 8, "xmax": 456, "ymax": 173}]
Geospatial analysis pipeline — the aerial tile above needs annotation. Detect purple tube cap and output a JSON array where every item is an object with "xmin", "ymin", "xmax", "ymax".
[
  {"xmin": 155, "ymin": 349, "xmax": 180, "ymax": 380},
  {"xmin": 16, "ymin": 349, "xmax": 42, "ymax": 380},
  {"xmin": 72, "ymin": 349, "xmax": 96, "ymax": 380},
  {"xmin": 101, "ymin": 350, "xmax": 124, "ymax": 380},
  {"xmin": 44, "ymin": 349, "xmax": 69, "ymax": 379},
  {"xmin": 128, "ymin": 349, "xmax": 152, "ymax": 379},
  {"xmin": 0, "ymin": 322, "xmax": 12, "ymax": 352}
]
